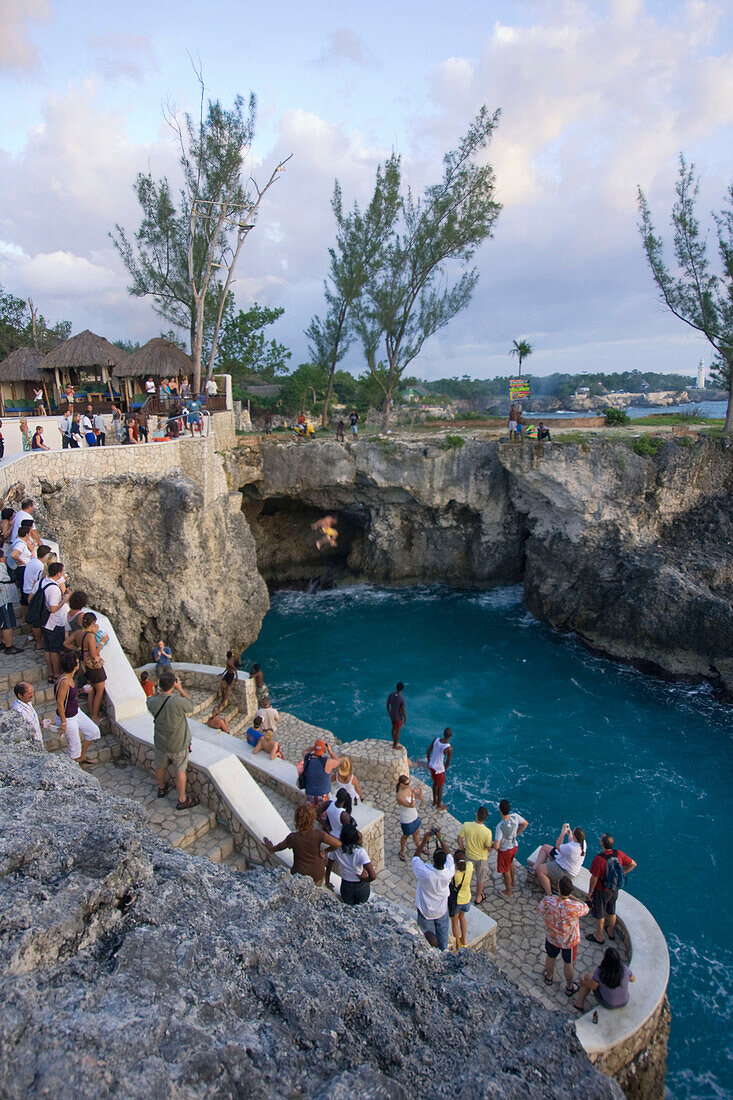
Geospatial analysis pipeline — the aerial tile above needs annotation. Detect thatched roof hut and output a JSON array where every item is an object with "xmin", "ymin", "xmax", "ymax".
[
  {"xmin": 113, "ymin": 338, "xmax": 192, "ymax": 379},
  {"xmin": 43, "ymin": 329, "xmax": 129, "ymax": 372},
  {"xmin": 0, "ymin": 347, "xmax": 47, "ymax": 382}
]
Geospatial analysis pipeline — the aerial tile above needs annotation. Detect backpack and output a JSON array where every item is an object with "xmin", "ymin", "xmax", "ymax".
[
  {"xmin": 297, "ymin": 754, "xmax": 312, "ymax": 790},
  {"xmin": 602, "ymin": 851, "xmax": 625, "ymax": 893},
  {"xmin": 448, "ymin": 870, "xmax": 465, "ymax": 918},
  {"xmin": 25, "ymin": 579, "xmax": 53, "ymax": 629}
]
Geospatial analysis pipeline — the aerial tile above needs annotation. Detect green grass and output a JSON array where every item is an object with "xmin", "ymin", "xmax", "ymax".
[
  {"xmin": 632, "ymin": 409, "xmax": 708, "ymax": 426},
  {"xmin": 439, "ymin": 434, "xmax": 466, "ymax": 450},
  {"xmin": 631, "ymin": 435, "xmax": 665, "ymax": 456}
]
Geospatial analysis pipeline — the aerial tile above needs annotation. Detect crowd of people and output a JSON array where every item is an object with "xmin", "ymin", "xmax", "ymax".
[{"xmin": 2, "ymin": 498, "xmax": 108, "ymax": 766}]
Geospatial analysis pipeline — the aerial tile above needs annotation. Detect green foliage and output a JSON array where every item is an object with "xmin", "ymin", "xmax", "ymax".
[
  {"xmin": 218, "ymin": 302, "xmax": 291, "ymax": 381},
  {"xmin": 0, "ymin": 284, "xmax": 71, "ymax": 357},
  {"xmin": 631, "ymin": 435, "xmax": 665, "ymax": 456},
  {"xmin": 322, "ymin": 107, "xmax": 502, "ymax": 427},
  {"xmin": 615, "ymin": 453, "xmax": 627, "ymax": 471},
  {"xmin": 277, "ymin": 362, "xmax": 329, "ymax": 414},
  {"xmin": 637, "ymin": 157, "xmax": 733, "ymax": 427},
  {"xmin": 604, "ymin": 407, "xmax": 630, "ymax": 426},
  {"xmin": 439, "ymin": 434, "xmax": 466, "ymax": 450},
  {"xmin": 509, "ymin": 339, "xmax": 532, "ymax": 375},
  {"xmin": 676, "ymin": 435, "xmax": 695, "ymax": 447}
]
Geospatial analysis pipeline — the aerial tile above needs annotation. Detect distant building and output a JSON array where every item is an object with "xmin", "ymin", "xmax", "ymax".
[{"xmin": 696, "ymin": 358, "xmax": 707, "ymax": 388}]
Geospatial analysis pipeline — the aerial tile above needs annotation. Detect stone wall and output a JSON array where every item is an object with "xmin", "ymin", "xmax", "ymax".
[{"xmin": 591, "ymin": 998, "xmax": 671, "ymax": 1100}]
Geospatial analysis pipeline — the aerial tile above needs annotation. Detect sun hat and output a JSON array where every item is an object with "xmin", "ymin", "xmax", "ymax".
[
  {"xmin": 337, "ymin": 756, "xmax": 352, "ymax": 781},
  {"xmin": 313, "ymin": 739, "xmax": 326, "ymax": 756}
]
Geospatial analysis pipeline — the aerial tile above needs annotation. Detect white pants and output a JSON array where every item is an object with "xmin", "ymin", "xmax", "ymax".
[{"xmin": 57, "ymin": 711, "xmax": 101, "ymax": 760}]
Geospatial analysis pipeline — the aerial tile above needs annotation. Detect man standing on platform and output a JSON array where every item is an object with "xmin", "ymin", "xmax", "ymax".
[
  {"xmin": 427, "ymin": 728, "xmax": 453, "ymax": 810},
  {"xmin": 386, "ymin": 681, "xmax": 406, "ymax": 750},
  {"xmin": 458, "ymin": 805, "xmax": 492, "ymax": 905},
  {"xmin": 147, "ymin": 670, "xmax": 199, "ymax": 811},
  {"xmin": 412, "ymin": 828, "xmax": 455, "ymax": 950}
]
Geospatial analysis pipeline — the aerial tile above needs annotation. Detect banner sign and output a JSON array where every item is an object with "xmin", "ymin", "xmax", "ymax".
[{"xmin": 509, "ymin": 378, "xmax": 530, "ymax": 401}]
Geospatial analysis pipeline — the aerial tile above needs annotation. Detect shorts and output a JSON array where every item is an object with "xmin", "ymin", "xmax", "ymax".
[
  {"xmin": 85, "ymin": 665, "xmax": 107, "ymax": 685},
  {"xmin": 547, "ymin": 858, "xmax": 568, "ymax": 884},
  {"xmin": 455, "ymin": 901, "xmax": 471, "ymax": 913},
  {"xmin": 43, "ymin": 625, "xmax": 66, "ymax": 653},
  {"xmin": 350, "ymin": 425, "xmax": 357, "ymax": 436},
  {"xmin": 340, "ymin": 879, "xmax": 370, "ymax": 906},
  {"xmin": 390, "ymin": 718, "xmax": 403, "ymax": 738},
  {"xmin": 496, "ymin": 846, "xmax": 518, "ymax": 874},
  {"xmin": 154, "ymin": 747, "xmax": 189, "ymax": 774},
  {"xmin": 589, "ymin": 888, "xmax": 618, "ymax": 920},
  {"xmin": 59, "ymin": 710, "xmax": 101, "ymax": 760},
  {"xmin": 222, "ymin": 670, "xmax": 235, "ymax": 685},
  {"xmin": 14, "ymin": 566, "xmax": 26, "ymax": 590},
  {"xmin": 0, "ymin": 602, "xmax": 16, "ymax": 631},
  {"xmin": 473, "ymin": 858, "xmax": 489, "ymax": 890},
  {"xmin": 545, "ymin": 940, "xmax": 578, "ymax": 964},
  {"xmin": 187, "ymin": 414, "xmax": 202, "ymax": 426},
  {"xmin": 401, "ymin": 816, "xmax": 421, "ymax": 837},
  {"xmin": 430, "ymin": 767, "xmax": 445, "ymax": 790}
]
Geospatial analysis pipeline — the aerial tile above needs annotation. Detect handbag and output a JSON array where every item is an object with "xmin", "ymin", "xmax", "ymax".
[{"xmin": 448, "ymin": 870, "xmax": 465, "ymax": 918}]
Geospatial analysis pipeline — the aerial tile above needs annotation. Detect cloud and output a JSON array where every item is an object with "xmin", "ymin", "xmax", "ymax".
[
  {"xmin": 313, "ymin": 28, "xmax": 372, "ymax": 69},
  {"xmin": 85, "ymin": 31, "xmax": 156, "ymax": 81},
  {"xmin": 0, "ymin": 0, "xmax": 50, "ymax": 72}
]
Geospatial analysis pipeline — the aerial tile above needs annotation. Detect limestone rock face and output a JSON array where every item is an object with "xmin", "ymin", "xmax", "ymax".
[
  {"xmin": 238, "ymin": 439, "xmax": 525, "ymax": 586},
  {"xmin": 234, "ymin": 435, "xmax": 733, "ymax": 693},
  {"xmin": 0, "ymin": 712, "xmax": 619, "ymax": 1099},
  {"xmin": 39, "ymin": 471, "xmax": 269, "ymax": 665}
]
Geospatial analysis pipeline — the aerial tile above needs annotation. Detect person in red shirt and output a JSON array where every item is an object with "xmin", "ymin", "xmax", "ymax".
[
  {"xmin": 586, "ymin": 833, "xmax": 637, "ymax": 945},
  {"xmin": 140, "ymin": 671, "xmax": 155, "ymax": 698}
]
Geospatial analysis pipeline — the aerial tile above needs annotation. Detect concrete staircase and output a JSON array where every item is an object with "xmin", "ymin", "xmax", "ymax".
[{"xmin": 6, "ymin": 635, "xmax": 247, "ymax": 873}]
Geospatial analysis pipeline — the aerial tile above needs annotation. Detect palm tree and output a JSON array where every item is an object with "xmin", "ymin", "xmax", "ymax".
[{"xmin": 509, "ymin": 339, "xmax": 533, "ymax": 377}]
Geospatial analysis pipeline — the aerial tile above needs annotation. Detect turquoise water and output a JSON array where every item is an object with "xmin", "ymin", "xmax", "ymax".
[{"xmin": 249, "ymin": 585, "xmax": 733, "ymax": 1099}]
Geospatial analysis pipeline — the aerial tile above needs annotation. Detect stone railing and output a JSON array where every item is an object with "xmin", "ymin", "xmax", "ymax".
[
  {"xmin": 0, "ymin": 411, "xmax": 236, "ymax": 509},
  {"xmin": 526, "ymin": 846, "xmax": 669, "ymax": 1093}
]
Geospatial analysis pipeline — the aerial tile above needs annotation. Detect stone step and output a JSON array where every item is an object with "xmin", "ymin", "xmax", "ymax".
[
  {"xmin": 187, "ymin": 824, "xmax": 235, "ymax": 864},
  {"xmin": 220, "ymin": 850, "xmax": 248, "ymax": 873},
  {"xmin": 188, "ymin": 689, "xmax": 220, "ymax": 717},
  {"xmin": 227, "ymin": 712, "xmax": 248, "ymax": 736}
]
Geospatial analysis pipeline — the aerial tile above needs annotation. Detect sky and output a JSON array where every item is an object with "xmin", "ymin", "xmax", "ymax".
[{"xmin": 0, "ymin": 0, "xmax": 731, "ymax": 381}]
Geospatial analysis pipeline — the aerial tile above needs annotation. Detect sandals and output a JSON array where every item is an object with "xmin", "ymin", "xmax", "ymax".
[
  {"xmin": 398, "ymin": 853, "xmax": 406, "ymax": 862},
  {"xmin": 175, "ymin": 795, "xmax": 200, "ymax": 811},
  {"xmin": 586, "ymin": 934, "xmax": 604, "ymax": 944},
  {"xmin": 565, "ymin": 981, "xmax": 580, "ymax": 997},
  {"xmin": 543, "ymin": 974, "xmax": 553, "ymax": 985},
  {"xmin": 3, "ymin": 646, "xmax": 23, "ymax": 655},
  {"xmin": 157, "ymin": 783, "xmax": 170, "ymax": 799},
  {"xmin": 571, "ymin": 999, "xmax": 584, "ymax": 1011},
  {"xmin": 475, "ymin": 894, "xmax": 485, "ymax": 906}
]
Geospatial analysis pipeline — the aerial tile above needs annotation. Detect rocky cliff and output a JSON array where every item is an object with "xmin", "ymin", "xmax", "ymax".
[
  {"xmin": 0, "ymin": 712, "xmax": 619, "ymax": 1099},
  {"xmin": 227, "ymin": 435, "xmax": 733, "ymax": 695}
]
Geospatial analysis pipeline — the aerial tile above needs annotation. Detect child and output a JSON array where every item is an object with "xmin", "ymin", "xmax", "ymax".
[{"xmin": 140, "ymin": 671, "xmax": 155, "ymax": 698}]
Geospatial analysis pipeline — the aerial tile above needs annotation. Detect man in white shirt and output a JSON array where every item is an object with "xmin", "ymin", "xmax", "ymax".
[
  {"xmin": 411, "ymin": 829, "xmax": 455, "ymax": 950},
  {"xmin": 205, "ymin": 377, "xmax": 218, "ymax": 397},
  {"xmin": 493, "ymin": 798, "xmax": 529, "ymax": 900},
  {"xmin": 42, "ymin": 562, "xmax": 70, "ymax": 681},
  {"xmin": 57, "ymin": 410, "xmax": 78, "ymax": 449},
  {"xmin": 11, "ymin": 499, "xmax": 41, "ymax": 547},
  {"xmin": 145, "ymin": 377, "xmax": 156, "ymax": 395},
  {"xmin": 11, "ymin": 681, "xmax": 43, "ymax": 743},
  {"xmin": 426, "ymin": 727, "xmax": 453, "ymax": 811},
  {"xmin": 93, "ymin": 411, "xmax": 106, "ymax": 446},
  {"xmin": 255, "ymin": 696, "xmax": 280, "ymax": 730}
]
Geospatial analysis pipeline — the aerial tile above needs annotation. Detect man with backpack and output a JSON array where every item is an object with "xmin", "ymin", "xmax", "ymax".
[
  {"xmin": 300, "ymin": 739, "xmax": 340, "ymax": 805},
  {"xmin": 586, "ymin": 833, "xmax": 637, "ymax": 945}
]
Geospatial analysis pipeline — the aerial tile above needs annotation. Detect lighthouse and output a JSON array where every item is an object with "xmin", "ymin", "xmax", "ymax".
[{"xmin": 696, "ymin": 358, "xmax": 707, "ymax": 389}]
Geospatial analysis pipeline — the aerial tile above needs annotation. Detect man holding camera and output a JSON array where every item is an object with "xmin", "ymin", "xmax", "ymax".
[
  {"xmin": 411, "ymin": 828, "xmax": 455, "ymax": 950},
  {"xmin": 147, "ymin": 670, "xmax": 199, "ymax": 811}
]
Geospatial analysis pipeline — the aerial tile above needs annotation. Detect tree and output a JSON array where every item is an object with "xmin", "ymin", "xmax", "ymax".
[
  {"xmin": 347, "ymin": 107, "xmax": 501, "ymax": 428},
  {"xmin": 112, "ymin": 72, "xmax": 291, "ymax": 392},
  {"xmin": 218, "ymin": 302, "xmax": 291, "ymax": 382},
  {"xmin": 638, "ymin": 157, "xmax": 733, "ymax": 431},
  {"xmin": 307, "ymin": 162, "xmax": 401, "ymax": 427},
  {"xmin": 0, "ymin": 285, "xmax": 70, "ymax": 357},
  {"xmin": 509, "ymin": 338, "xmax": 532, "ymax": 377},
  {"xmin": 279, "ymin": 362, "xmax": 329, "ymax": 415}
]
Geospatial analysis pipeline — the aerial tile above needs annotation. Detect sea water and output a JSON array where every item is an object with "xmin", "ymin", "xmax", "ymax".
[{"xmin": 250, "ymin": 584, "xmax": 733, "ymax": 1099}]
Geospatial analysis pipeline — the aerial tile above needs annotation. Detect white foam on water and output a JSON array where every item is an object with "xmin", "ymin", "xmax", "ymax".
[{"xmin": 468, "ymin": 584, "xmax": 525, "ymax": 610}]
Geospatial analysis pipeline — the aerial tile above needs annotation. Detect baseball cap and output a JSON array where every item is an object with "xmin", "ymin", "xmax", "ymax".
[{"xmin": 314, "ymin": 740, "xmax": 326, "ymax": 756}]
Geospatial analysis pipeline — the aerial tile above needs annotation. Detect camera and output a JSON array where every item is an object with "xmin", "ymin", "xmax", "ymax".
[{"xmin": 430, "ymin": 827, "xmax": 440, "ymax": 837}]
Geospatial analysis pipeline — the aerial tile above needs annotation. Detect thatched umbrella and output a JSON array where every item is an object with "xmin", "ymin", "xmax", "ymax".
[
  {"xmin": 0, "ymin": 347, "xmax": 50, "ymax": 414},
  {"xmin": 113, "ymin": 338, "xmax": 193, "ymax": 406},
  {"xmin": 43, "ymin": 329, "xmax": 129, "ymax": 405}
]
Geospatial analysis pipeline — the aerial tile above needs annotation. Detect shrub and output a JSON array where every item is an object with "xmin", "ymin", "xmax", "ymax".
[
  {"xmin": 604, "ymin": 407, "xmax": 630, "ymax": 426},
  {"xmin": 439, "ymin": 434, "xmax": 466, "ymax": 450},
  {"xmin": 631, "ymin": 435, "xmax": 664, "ymax": 457}
]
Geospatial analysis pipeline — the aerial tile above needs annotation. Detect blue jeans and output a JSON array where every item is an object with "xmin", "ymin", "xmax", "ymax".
[{"xmin": 416, "ymin": 908, "xmax": 450, "ymax": 950}]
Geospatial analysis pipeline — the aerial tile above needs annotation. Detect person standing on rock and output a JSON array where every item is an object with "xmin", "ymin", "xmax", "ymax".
[
  {"xmin": 538, "ymin": 875, "xmax": 589, "ymax": 997},
  {"xmin": 349, "ymin": 409, "xmax": 359, "ymax": 438},
  {"xmin": 147, "ymin": 670, "xmax": 200, "ymax": 811},
  {"xmin": 386, "ymin": 682, "xmax": 407, "ymax": 749},
  {"xmin": 255, "ymin": 695, "xmax": 280, "ymax": 731},
  {"xmin": 458, "ymin": 806, "xmax": 493, "ymax": 906},
  {"xmin": 396, "ymin": 774, "xmax": 424, "ymax": 860},
  {"xmin": 412, "ymin": 827, "xmax": 455, "ymax": 950},
  {"xmin": 427, "ymin": 728, "xmax": 453, "ymax": 810},
  {"xmin": 220, "ymin": 651, "xmax": 237, "ymax": 707},
  {"xmin": 154, "ymin": 639, "xmax": 173, "ymax": 672},
  {"xmin": 248, "ymin": 662, "xmax": 268, "ymax": 704},
  {"xmin": 11, "ymin": 681, "xmax": 42, "ymax": 741},
  {"xmin": 508, "ymin": 405, "xmax": 519, "ymax": 443},
  {"xmin": 493, "ymin": 799, "xmax": 529, "ymax": 900}
]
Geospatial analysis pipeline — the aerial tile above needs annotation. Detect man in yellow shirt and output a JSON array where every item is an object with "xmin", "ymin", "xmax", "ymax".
[{"xmin": 458, "ymin": 806, "xmax": 492, "ymax": 905}]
